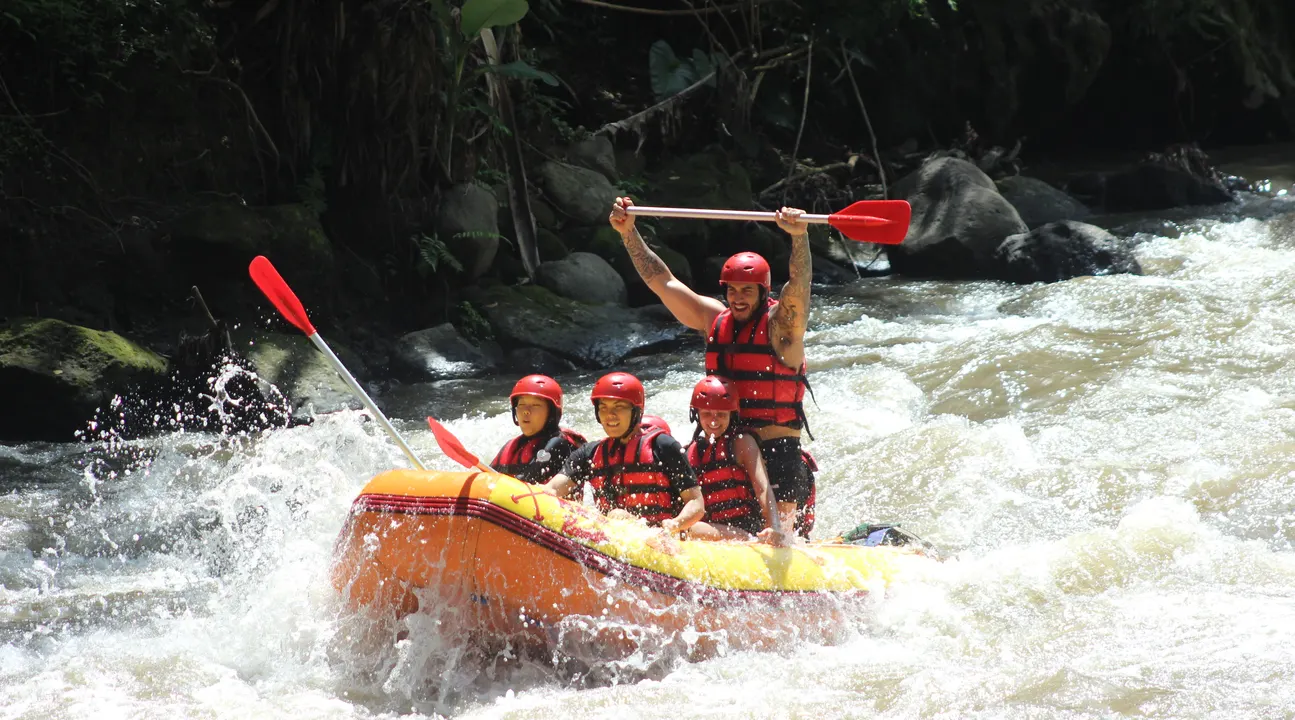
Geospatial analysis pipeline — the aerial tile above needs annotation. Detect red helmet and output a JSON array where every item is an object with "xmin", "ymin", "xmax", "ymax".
[
  {"xmin": 690, "ymin": 375, "xmax": 740, "ymax": 412},
  {"xmin": 590, "ymin": 372, "xmax": 645, "ymax": 410},
  {"xmin": 510, "ymin": 374, "xmax": 563, "ymax": 410},
  {"xmin": 720, "ymin": 252, "xmax": 771, "ymax": 289},
  {"xmin": 640, "ymin": 414, "xmax": 673, "ymax": 436}
]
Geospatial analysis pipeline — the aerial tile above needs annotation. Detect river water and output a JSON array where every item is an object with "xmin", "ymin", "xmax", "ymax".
[{"xmin": 4, "ymin": 169, "xmax": 1295, "ymax": 718}]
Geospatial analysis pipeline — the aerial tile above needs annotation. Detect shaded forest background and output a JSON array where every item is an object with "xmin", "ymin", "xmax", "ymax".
[{"xmin": 2, "ymin": 0, "xmax": 1293, "ymax": 355}]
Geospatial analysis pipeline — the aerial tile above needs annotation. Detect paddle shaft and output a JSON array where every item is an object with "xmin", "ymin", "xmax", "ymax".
[
  {"xmin": 627, "ymin": 206, "xmax": 832, "ymax": 224},
  {"xmin": 306, "ymin": 332, "xmax": 427, "ymax": 471}
]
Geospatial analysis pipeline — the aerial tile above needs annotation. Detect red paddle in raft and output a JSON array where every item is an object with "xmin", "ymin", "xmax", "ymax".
[
  {"xmin": 626, "ymin": 199, "xmax": 911, "ymax": 245},
  {"xmin": 426, "ymin": 416, "xmax": 492, "ymax": 473},
  {"xmin": 248, "ymin": 255, "xmax": 427, "ymax": 471}
]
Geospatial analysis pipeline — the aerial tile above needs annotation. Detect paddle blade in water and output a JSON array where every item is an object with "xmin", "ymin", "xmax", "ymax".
[
  {"xmin": 249, "ymin": 255, "xmax": 317, "ymax": 335},
  {"xmin": 427, "ymin": 416, "xmax": 483, "ymax": 469},
  {"xmin": 828, "ymin": 199, "xmax": 912, "ymax": 245}
]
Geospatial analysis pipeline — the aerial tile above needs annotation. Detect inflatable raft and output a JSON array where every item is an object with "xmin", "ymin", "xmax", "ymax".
[{"xmin": 330, "ymin": 468, "xmax": 936, "ymax": 655}]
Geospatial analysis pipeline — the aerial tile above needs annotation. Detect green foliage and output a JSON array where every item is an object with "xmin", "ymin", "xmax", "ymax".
[
  {"xmin": 481, "ymin": 59, "xmax": 559, "ymax": 86},
  {"xmin": 1, "ymin": 0, "xmax": 216, "ymax": 107},
  {"xmin": 648, "ymin": 40, "xmax": 717, "ymax": 101},
  {"xmin": 460, "ymin": 0, "xmax": 530, "ymax": 38},
  {"xmin": 413, "ymin": 233, "xmax": 465, "ymax": 277}
]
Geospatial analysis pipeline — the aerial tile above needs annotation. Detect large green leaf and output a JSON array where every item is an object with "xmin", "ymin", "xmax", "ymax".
[
  {"xmin": 482, "ymin": 59, "xmax": 559, "ymax": 86},
  {"xmin": 648, "ymin": 39, "xmax": 700, "ymax": 101},
  {"xmin": 460, "ymin": 0, "xmax": 529, "ymax": 38}
]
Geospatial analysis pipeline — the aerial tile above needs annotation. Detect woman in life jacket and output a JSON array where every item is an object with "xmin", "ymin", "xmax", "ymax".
[
  {"xmin": 683, "ymin": 376, "xmax": 789, "ymax": 546},
  {"xmin": 543, "ymin": 372, "xmax": 705, "ymax": 535},
  {"xmin": 490, "ymin": 374, "xmax": 587, "ymax": 484}
]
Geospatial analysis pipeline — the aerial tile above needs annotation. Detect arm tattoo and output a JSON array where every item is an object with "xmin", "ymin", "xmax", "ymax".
[
  {"xmin": 624, "ymin": 229, "xmax": 669, "ymax": 285},
  {"xmin": 771, "ymin": 232, "xmax": 811, "ymax": 341}
]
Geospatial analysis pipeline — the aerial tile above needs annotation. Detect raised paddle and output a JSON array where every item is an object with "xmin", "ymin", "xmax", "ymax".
[
  {"xmin": 426, "ymin": 416, "xmax": 492, "ymax": 473},
  {"xmin": 247, "ymin": 255, "xmax": 427, "ymax": 471},
  {"xmin": 626, "ymin": 199, "xmax": 911, "ymax": 245}
]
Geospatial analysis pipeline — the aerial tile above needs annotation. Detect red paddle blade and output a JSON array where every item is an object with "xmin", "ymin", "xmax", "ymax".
[
  {"xmin": 426, "ymin": 416, "xmax": 483, "ymax": 469},
  {"xmin": 249, "ymin": 256, "xmax": 317, "ymax": 335},
  {"xmin": 828, "ymin": 200, "xmax": 912, "ymax": 245}
]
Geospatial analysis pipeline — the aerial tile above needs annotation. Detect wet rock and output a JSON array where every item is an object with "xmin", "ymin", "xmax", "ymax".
[
  {"xmin": 996, "ymin": 175, "xmax": 1092, "ymax": 228},
  {"xmin": 0, "ymin": 318, "xmax": 168, "ymax": 441},
  {"xmin": 391, "ymin": 323, "xmax": 502, "ymax": 381},
  {"xmin": 437, "ymin": 184, "xmax": 500, "ymax": 279},
  {"xmin": 566, "ymin": 135, "xmax": 618, "ymax": 181},
  {"xmin": 993, "ymin": 220, "xmax": 1142, "ymax": 284},
  {"xmin": 466, "ymin": 285, "xmax": 694, "ymax": 368},
  {"xmin": 1065, "ymin": 164, "xmax": 1234, "ymax": 213},
  {"xmin": 537, "ymin": 252, "xmax": 628, "ymax": 305},
  {"xmin": 506, "ymin": 347, "xmax": 578, "ymax": 375},
  {"xmin": 538, "ymin": 161, "xmax": 620, "ymax": 225},
  {"xmin": 887, "ymin": 157, "xmax": 1029, "ymax": 279},
  {"xmin": 233, "ymin": 330, "xmax": 366, "ymax": 423},
  {"xmin": 811, "ymin": 254, "xmax": 858, "ymax": 284}
]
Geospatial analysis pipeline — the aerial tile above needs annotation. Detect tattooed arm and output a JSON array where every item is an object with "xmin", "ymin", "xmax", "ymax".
[
  {"xmin": 611, "ymin": 197, "xmax": 725, "ymax": 331},
  {"xmin": 768, "ymin": 207, "xmax": 811, "ymax": 369}
]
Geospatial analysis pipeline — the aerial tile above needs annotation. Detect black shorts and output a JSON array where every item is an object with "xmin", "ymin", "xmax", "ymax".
[{"xmin": 759, "ymin": 437, "xmax": 814, "ymax": 504}]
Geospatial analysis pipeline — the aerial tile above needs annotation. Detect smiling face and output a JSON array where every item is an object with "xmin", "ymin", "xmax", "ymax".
[
  {"xmin": 514, "ymin": 396, "xmax": 551, "ymax": 437},
  {"xmin": 697, "ymin": 409, "xmax": 732, "ymax": 437},
  {"xmin": 725, "ymin": 282, "xmax": 763, "ymax": 322},
  {"xmin": 597, "ymin": 399, "xmax": 637, "ymax": 440}
]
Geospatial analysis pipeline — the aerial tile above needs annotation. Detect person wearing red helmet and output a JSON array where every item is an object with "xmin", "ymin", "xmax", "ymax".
[
  {"xmin": 683, "ymin": 376, "xmax": 788, "ymax": 546},
  {"xmin": 490, "ymin": 375, "xmax": 588, "ymax": 484},
  {"xmin": 640, "ymin": 414, "xmax": 674, "ymax": 437},
  {"xmin": 610, "ymin": 196, "xmax": 815, "ymax": 535},
  {"xmin": 544, "ymin": 372, "xmax": 704, "ymax": 534}
]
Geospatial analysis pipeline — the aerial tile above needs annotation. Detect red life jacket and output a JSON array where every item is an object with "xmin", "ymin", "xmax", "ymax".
[
  {"xmin": 686, "ymin": 429, "xmax": 763, "ymax": 533},
  {"xmin": 588, "ymin": 428, "xmax": 677, "ymax": 524},
  {"xmin": 491, "ymin": 428, "xmax": 587, "ymax": 482},
  {"xmin": 705, "ymin": 297, "xmax": 810, "ymax": 432}
]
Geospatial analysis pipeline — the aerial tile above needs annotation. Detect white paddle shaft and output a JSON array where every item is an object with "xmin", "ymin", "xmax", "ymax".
[
  {"xmin": 626, "ymin": 206, "xmax": 832, "ymax": 224},
  {"xmin": 307, "ymin": 332, "xmax": 427, "ymax": 471}
]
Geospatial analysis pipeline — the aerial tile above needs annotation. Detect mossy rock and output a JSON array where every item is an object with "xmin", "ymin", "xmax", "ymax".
[
  {"xmin": 0, "ymin": 318, "xmax": 168, "ymax": 441},
  {"xmin": 536, "ymin": 228, "xmax": 571, "ymax": 261},
  {"xmin": 229, "ymin": 329, "xmax": 366, "ymax": 422},
  {"xmin": 465, "ymin": 285, "xmax": 692, "ymax": 367}
]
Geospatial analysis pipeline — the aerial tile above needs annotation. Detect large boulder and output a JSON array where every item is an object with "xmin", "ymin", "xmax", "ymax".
[
  {"xmin": 538, "ymin": 161, "xmax": 620, "ymax": 225},
  {"xmin": 0, "ymin": 318, "xmax": 168, "ymax": 441},
  {"xmin": 647, "ymin": 150, "xmax": 753, "ymax": 258},
  {"xmin": 992, "ymin": 220, "xmax": 1142, "ymax": 284},
  {"xmin": 233, "ymin": 331, "xmax": 366, "ymax": 423},
  {"xmin": 997, "ymin": 175, "xmax": 1092, "ymax": 229},
  {"xmin": 437, "ymin": 184, "xmax": 500, "ymax": 279},
  {"xmin": 1065, "ymin": 164, "xmax": 1234, "ymax": 213},
  {"xmin": 566, "ymin": 135, "xmax": 618, "ymax": 181},
  {"xmin": 168, "ymin": 203, "xmax": 335, "ymax": 311},
  {"xmin": 391, "ymin": 323, "xmax": 501, "ymax": 381},
  {"xmin": 465, "ymin": 285, "xmax": 694, "ymax": 368},
  {"xmin": 887, "ymin": 157, "xmax": 1029, "ymax": 279},
  {"xmin": 537, "ymin": 252, "xmax": 628, "ymax": 305}
]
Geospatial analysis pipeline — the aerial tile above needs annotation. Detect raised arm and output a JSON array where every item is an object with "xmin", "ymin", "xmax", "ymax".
[
  {"xmin": 736, "ymin": 432, "xmax": 790, "ymax": 547},
  {"xmin": 767, "ymin": 207, "xmax": 811, "ymax": 369},
  {"xmin": 611, "ymin": 197, "xmax": 725, "ymax": 332}
]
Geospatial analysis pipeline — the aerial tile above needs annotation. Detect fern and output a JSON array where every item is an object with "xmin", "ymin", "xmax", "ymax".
[{"xmin": 413, "ymin": 233, "xmax": 464, "ymax": 276}]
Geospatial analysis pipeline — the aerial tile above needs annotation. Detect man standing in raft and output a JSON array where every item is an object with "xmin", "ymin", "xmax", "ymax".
[
  {"xmin": 610, "ymin": 197, "xmax": 814, "ymax": 535},
  {"xmin": 490, "ymin": 374, "xmax": 587, "ymax": 484},
  {"xmin": 544, "ymin": 372, "xmax": 706, "ymax": 536}
]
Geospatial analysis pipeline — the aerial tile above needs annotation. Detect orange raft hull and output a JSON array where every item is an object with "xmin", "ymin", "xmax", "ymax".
[{"xmin": 329, "ymin": 469, "xmax": 934, "ymax": 654}]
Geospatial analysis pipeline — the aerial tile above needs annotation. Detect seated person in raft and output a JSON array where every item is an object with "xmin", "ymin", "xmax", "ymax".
[
  {"xmin": 490, "ymin": 374, "xmax": 587, "ymax": 484},
  {"xmin": 683, "ymin": 376, "xmax": 790, "ymax": 547},
  {"xmin": 640, "ymin": 414, "xmax": 674, "ymax": 438},
  {"xmin": 543, "ymin": 372, "xmax": 705, "ymax": 536}
]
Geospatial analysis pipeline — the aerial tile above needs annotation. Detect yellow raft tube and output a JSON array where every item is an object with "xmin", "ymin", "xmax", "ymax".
[{"xmin": 330, "ymin": 469, "xmax": 936, "ymax": 654}]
